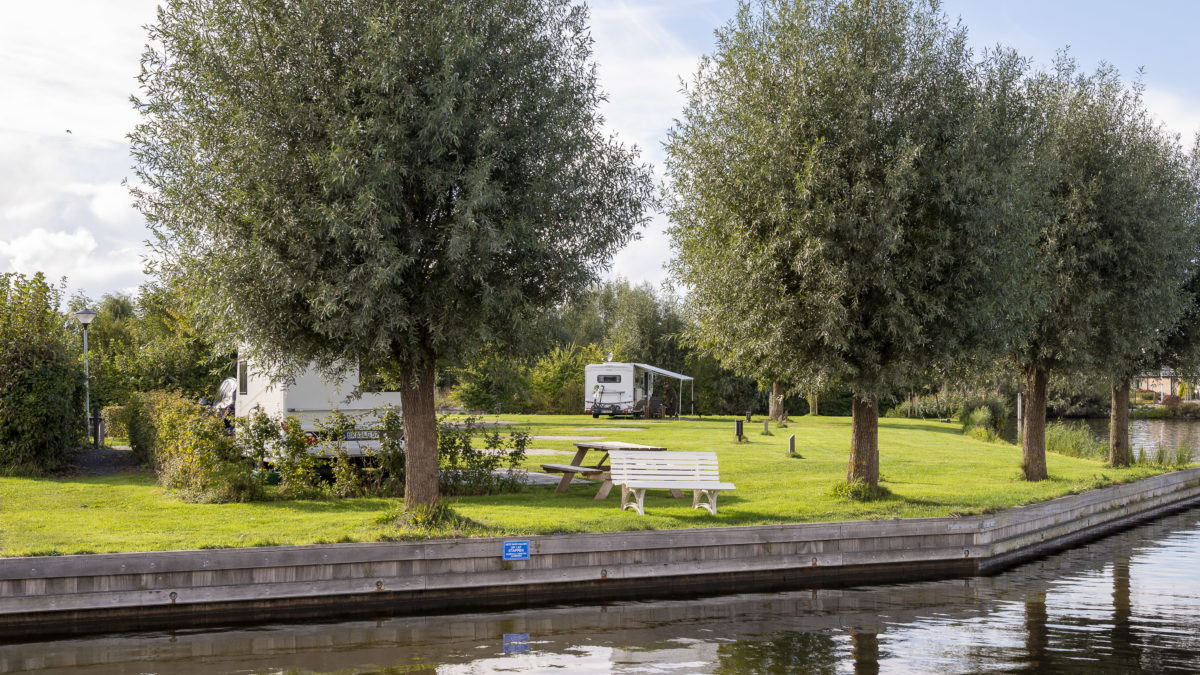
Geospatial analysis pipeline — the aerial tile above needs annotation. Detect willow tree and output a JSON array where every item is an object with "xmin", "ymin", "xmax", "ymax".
[
  {"xmin": 1017, "ymin": 61, "xmax": 1199, "ymax": 477},
  {"xmin": 666, "ymin": 0, "xmax": 1040, "ymax": 487},
  {"xmin": 131, "ymin": 0, "xmax": 653, "ymax": 508}
]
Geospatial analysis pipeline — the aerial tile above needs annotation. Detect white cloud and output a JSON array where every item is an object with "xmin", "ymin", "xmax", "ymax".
[
  {"xmin": 590, "ymin": 1, "xmax": 705, "ymax": 289},
  {"xmin": 0, "ymin": 227, "xmax": 96, "ymax": 276},
  {"xmin": 1142, "ymin": 87, "xmax": 1200, "ymax": 145}
]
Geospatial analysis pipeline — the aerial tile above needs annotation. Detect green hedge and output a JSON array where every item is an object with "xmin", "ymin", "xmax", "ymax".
[{"xmin": 0, "ymin": 273, "xmax": 85, "ymax": 475}]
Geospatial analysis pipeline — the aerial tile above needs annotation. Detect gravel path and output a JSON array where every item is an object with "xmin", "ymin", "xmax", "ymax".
[{"xmin": 67, "ymin": 445, "xmax": 138, "ymax": 477}]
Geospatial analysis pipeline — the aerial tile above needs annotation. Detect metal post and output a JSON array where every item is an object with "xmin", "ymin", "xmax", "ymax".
[
  {"xmin": 93, "ymin": 404, "xmax": 101, "ymax": 450},
  {"xmin": 735, "ymin": 419, "xmax": 744, "ymax": 442}
]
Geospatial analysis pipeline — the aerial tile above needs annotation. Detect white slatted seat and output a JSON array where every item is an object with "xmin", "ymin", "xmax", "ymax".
[{"xmin": 608, "ymin": 450, "xmax": 735, "ymax": 515}]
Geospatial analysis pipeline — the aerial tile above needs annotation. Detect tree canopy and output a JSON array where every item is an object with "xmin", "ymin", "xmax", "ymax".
[
  {"xmin": 132, "ymin": 0, "xmax": 654, "ymax": 507},
  {"xmin": 1015, "ymin": 59, "xmax": 1200, "ymax": 476},
  {"xmin": 666, "ymin": 0, "xmax": 1040, "ymax": 486}
]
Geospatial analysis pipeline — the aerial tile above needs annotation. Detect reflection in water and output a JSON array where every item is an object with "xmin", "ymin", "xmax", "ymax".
[{"xmin": 2, "ymin": 508, "xmax": 1199, "ymax": 674}]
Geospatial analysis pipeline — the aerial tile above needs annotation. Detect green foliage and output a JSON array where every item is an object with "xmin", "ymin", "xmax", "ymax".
[
  {"xmin": 145, "ymin": 391, "xmax": 260, "ymax": 503},
  {"xmin": 666, "ymin": 0, "xmax": 1040, "ymax": 397},
  {"xmin": 275, "ymin": 418, "xmax": 324, "ymax": 498},
  {"xmin": 1132, "ymin": 442, "xmax": 1195, "ymax": 469},
  {"xmin": 1024, "ymin": 58, "xmax": 1200, "ymax": 383},
  {"xmin": 372, "ymin": 407, "xmax": 407, "ymax": 496},
  {"xmin": 123, "ymin": 392, "xmax": 159, "ymax": 465},
  {"xmin": 233, "ymin": 408, "xmax": 280, "ymax": 473},
  {"xmin": 100, "ymin": 405, "xmax": 128, "ymax": 439},
  {"xmin": 68, "ymin": 283, "xmax": 233, "ymax": 408},
  {"xmin": 529, "ymin": 344, "xmax": 605, "ymax": 414},
  {"xmin": 1, "ymin": 414, "xmax": 1178, "ymax": 555},
  {"xmin": 436, "ymin": 417, "xmax": 529, "ymax": 496},
  {"xmin": 451, "ymin": 351, "xmax": 533, "ymax": 413},
  {"xmin": 0, "ymin": 272, "xmax": 85, "ymax": 475},
  {"xmin": 1045, "ymin": 423, "xmax": 1105, "ymax": 461},
  {"xmin": 133, "ymin": 0, "xmax": 654, "ymax": 509},
  {"xmin": 828, "ymin": 480, "xmax": 892, "ymax": 502},
  {"xmin": 1163, "ymin": 395, "xmax": 1182, "ymax": 415},
  {"xmin": 960, "ymin": 397, "xmax": 1007, "ymax": 434}
]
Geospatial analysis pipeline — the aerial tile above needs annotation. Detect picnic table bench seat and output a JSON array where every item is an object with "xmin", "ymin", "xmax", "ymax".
[
  {"xmin": 539, "ymin": 463, "xmax": 607, "ymax": 493},
  {"xmin": 609, "ymin": 450, "xmax": 735, "ymax": 515}
]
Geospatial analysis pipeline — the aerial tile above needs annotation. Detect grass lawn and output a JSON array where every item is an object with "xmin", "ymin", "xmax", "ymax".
[{"xmin": 0, "ymin": 414, "xmax": 1174, "ymax": 556}]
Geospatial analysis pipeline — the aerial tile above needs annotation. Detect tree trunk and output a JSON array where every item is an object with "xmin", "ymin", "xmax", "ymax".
[
  {"xmin": 1109, "ymin": 377, "xmax": 1131, "ymax": 467},
  {"xmin": 399, "ymin": 358, "xmax": 439, "ymax": 509},
  {"xmin": 1021, "ymin": 366, "xmax": 1049, "ymax": 481},
  {"xmin": 768, "ymin": 380, "xmax": 783, "ymax": 422},
  {"xmin": 809, "ymin": 391, "xmax": 819, "ymax": 416},
  {"xmin": 847, "ymin": 393, "xmax": 879, "ymax": 486}
]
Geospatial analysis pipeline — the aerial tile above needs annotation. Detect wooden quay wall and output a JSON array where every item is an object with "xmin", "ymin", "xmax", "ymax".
[{"xmin": 2, "ymin": 467, "xmax": 1198, "ymax": 640}]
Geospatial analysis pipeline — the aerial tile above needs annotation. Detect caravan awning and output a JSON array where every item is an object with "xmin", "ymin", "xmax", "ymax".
[{"xmin": 634, "ymin": 363, "xmax": 693, "ymax": 381}]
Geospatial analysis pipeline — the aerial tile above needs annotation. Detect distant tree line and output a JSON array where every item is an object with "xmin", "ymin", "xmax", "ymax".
[{"xmin": 445, "ymin": 279, "xmax": 820, "ymax": 416}]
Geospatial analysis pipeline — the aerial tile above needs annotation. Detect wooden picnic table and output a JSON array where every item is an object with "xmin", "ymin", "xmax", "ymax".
[{"xmin": 541, "ymin": 441, "xmax": 682, "ymax": 500}]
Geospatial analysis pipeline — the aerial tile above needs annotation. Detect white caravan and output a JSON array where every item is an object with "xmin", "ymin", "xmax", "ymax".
[
  {"xmin": 584, "ymin": 362, "xmax": 693, "ymax": 418},
  {"xmin": 235, "ymin": 357, "xmax": 402, "ymax": 456}
]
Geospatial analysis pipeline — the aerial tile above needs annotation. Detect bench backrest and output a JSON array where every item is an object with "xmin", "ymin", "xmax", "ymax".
[{"xmin": 609, "ymin": 450, "xmax": 723, "ymax": 484}]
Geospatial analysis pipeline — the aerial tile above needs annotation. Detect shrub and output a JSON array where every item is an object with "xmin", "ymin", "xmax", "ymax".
[
  {"xmin": 1163, "ymin": 395, "xmax": 1182, "ymax": 415},
  {"xmin": 123, "ymin": 392, "xmax": 159, "ymax": 464},
  {"xmin": 276, "ymin": 417, "xmax": 324, "ymax": 498},
  {"xmin": 365, "ymin": 406, "xmax": 406, "ymax": 496},
  {"xmin": 451, "ymin": 352, "xmax": 533, "ymax": 413},
  {"xmin": 1045, "ymin": 422, "xmax": 1104, "ymax": 460},
  {"xmin": 1131, "ymin": 389, "xmax": 1155, "ymax": 405},
  {"xmin": 529, "ymin": 344, "xmax": 604, "ymax": 414},
  {"xmin": 0, "ymin": 272, "xmax": 85, "ymax": 475},
  {"xmin": 232, "ymin": 407, "xmax": 281, "ymax": 474},
  {"xmin": 146, "ymin": 391, "xmax": 259, "ymax": 502},
  {"xmin": 437, "ymin": 416, "xmax": 529, "ymax": 495},
  {"xmin": 101, "ymin": 405, "xmax": 128, "ymax": 439},
  {"xmin": 960, "ymin": 396, "xmax": 1006, "ymax": 432}
]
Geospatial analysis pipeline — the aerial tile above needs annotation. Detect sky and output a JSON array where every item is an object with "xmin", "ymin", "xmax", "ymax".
[{"xmin": 2, "ymin": 1, "xmax": 1198, "ymax": 301}]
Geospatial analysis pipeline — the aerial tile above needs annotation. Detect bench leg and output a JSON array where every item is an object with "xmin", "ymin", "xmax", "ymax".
[
  {"xmin": 594, "ymin": 479, "xmax": 614, "ymax": 500},
  {"xmin": 620, "ymin": 485, "xmax": 646, "ymax": 515},
  {"xmin": 692, "ymin": 489, "xmax": 719, "ymax": 515},
  {"xmin": 555, "ymin": 472, "xmax": 575, "ymax": 493}
]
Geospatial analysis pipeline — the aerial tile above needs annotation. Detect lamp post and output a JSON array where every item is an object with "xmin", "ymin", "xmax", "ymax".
[{"xmin": 74, "ymin": 308, "xmax": 97, "ymax": 446}]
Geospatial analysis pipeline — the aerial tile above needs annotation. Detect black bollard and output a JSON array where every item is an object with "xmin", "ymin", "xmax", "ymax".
[
  {"xmin": 735, "ymin": 419, "xmax": 744, "ymax": 442},
  {"xmin": 92, "ymin": 404, "xmax": 101, "ymax": 450}
]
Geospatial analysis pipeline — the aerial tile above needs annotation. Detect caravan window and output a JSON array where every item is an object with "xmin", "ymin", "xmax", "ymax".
[{"xmin": 598, "ymin": 375, "xmax": 621, "ymax": 383}]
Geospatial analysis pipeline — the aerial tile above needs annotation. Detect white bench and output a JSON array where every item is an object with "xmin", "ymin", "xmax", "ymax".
[{"xmin": 609, "ymin": 450, "xmax": 735, "ymax": 515}]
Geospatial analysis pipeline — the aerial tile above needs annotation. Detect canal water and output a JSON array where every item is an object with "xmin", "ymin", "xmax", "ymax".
[{"xmin": 3, "ymin": 506, "xmax": 1199, "ymax": 673}]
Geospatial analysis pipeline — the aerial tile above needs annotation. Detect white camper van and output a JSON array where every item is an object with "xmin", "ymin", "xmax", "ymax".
[
  {"xmin": 235, "ymin": 357, "xmax": 402, "ymax": 456},
  {"xmin": 584, "ymin": 362, "xmax": 693, "ymax": 418}
]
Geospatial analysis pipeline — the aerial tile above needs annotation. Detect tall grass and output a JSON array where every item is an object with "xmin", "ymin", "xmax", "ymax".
[
  {"xmin": 1045, "ymin": 422, "xmax": 1105, "ymax": 460},
  {"xmin": 1132, "ymin": 439, "xmax": 1195, "ymax": 468},
  {"xmin": 961, "ymin": 406, "xmax": 1004, "ymax": 443}
]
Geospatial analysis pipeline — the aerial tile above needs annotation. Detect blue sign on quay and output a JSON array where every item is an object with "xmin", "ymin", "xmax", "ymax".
[{"xmin": 503, "ymin": 540, "xmax": 530, "ymax": 561}]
